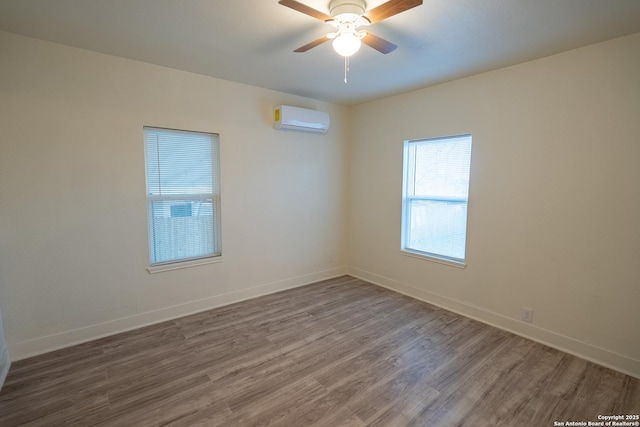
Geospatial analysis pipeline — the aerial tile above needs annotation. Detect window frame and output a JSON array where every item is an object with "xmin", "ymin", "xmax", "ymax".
[
  {"xmin": 401, "ymin": 134, "xmax": 472, "ymax": 267},
  {"xmin": 143, "ymin": 126, "xmax": 222, "ymax": 272}
]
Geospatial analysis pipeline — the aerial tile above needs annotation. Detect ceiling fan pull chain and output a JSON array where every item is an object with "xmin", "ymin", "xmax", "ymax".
[{"xmin": 344, "ymin": 55, "xmax": 349, "ymax": 84}]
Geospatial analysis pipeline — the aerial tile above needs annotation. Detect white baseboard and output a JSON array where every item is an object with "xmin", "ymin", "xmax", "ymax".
[
  {"xmin": 348, "ymin": 267, "xmax": 640, "ymax": 380},
  {"xmin": 9, "ymin": 267, "xmax": 348, "ymax": 361},
  {"xmin": 0, "ymin": 346, "xmax": 10, "ymax": 391}
]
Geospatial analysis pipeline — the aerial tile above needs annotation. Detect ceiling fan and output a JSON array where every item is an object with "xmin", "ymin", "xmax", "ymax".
[{"xmin": 279, "ymin": 0, "xmax": 423, "ymax": 57}]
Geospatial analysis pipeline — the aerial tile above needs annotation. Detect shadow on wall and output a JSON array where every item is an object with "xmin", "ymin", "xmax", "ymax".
[{"xmin": 0, "ymin": 308, "xmax": 9, "ymax": 391}]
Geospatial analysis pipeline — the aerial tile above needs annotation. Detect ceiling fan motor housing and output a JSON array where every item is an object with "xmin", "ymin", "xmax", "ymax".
[{"xmin": 329, "ymin": 0, "xmax": 367, "ymax": 20}]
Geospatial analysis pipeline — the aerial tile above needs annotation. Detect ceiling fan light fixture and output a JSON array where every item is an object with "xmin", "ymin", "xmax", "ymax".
[{"xmin": 332, "ymin": 32, "xmax": 362, "ymax": 56}]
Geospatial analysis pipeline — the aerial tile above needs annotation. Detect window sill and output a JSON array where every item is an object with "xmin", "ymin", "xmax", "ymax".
[
  {"xmin": 147, "ymin": 256, "xmax": 223, "ymax": 274},
  {"xmin": 400, "ymin": 249, "xmax": 466, "ymax": 269}
]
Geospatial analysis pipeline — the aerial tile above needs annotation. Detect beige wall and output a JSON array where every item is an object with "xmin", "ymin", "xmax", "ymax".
[
  {"xmin": 0, "ymin": 31, "xmax": 349, "ymax": 359},
  {"xmin": 348, "ymin": 33, "xmax": 640, "ymax": 377}
]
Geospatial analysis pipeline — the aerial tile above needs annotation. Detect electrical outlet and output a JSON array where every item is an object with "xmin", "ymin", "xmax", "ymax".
[{"xmin": 521, "ymin": 307, "xmax": 534, "ymax": 323}]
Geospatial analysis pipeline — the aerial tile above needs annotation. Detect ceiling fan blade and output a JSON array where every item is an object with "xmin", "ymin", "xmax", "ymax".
[
  {"xmin": 294, "ymin": 35, "xmax": 331, "ymax": 52},
  {"xmin": 362, "ymin": 32, "xmax": 398, "ymax": 54},
  {"xmin": 278, "ymin": 0, "xmax": 333, "ymax": 22},
  {"xmin": 363, "ymin": 0, "xmax": 423, "ymax": 24}
]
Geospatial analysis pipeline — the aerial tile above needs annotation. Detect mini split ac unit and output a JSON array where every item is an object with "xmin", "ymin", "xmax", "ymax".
[{"xmin": 273, "ymin": 105, "xmax": 330, "ymax": 134}]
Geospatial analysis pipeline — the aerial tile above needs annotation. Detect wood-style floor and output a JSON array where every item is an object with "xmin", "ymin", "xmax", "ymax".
[{"xmin": 1, "ymin": 276, "xmax": 638, "ymax": 426}]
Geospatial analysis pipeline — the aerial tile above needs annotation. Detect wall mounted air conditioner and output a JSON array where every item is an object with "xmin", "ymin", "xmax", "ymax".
[{"xmin": 273, "ymin": 105, "xmax": 330, "ymax": 134}]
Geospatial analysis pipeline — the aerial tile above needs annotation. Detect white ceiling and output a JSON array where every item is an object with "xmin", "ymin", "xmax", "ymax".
[{"xmin": 1, "ymin": 0, "xmax": 640, "ymax": 105}]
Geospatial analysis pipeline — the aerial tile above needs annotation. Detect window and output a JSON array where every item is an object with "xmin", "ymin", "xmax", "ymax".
[
  {"xmin": 144, "ymin": 127, "xmax": 221, "ymax": 268},
  {"xmin": 401, "ymin": 134, "xmax": 472, "ymax": 265}
]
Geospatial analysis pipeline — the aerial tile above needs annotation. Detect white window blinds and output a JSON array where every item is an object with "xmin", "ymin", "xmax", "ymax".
[
  {"xmin": 402, "ymin": 134, "xmax": 472, "ymax": 263},
  {"xmin": 144, "ymin": 127, "xmax": 221, "ymax": 266}
]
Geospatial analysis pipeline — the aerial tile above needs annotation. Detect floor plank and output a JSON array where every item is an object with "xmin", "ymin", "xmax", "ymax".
[{"xmin": 0, "ymin": 275, "xmax": 638, "ymax": 426}]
